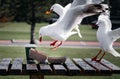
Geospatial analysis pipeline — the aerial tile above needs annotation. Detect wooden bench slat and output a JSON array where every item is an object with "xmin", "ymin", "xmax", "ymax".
[
  {"xmin": 0, "ymin": 58, "xmax": 12, "ymax": 65},
  {"xmin": 64, "ymin": 58, "xmax": 81, "ymax": 75},
  {"xmin": 26, "ymin": 64, "xmax": 38, "ymax": 73},
  {"xmin": 100, "ymin": 59, "xmax": 120, "ymax": 73},
  {"xmin": 0, "ymin": 58, "xmax": 12, "ymax": 74},
  {"xmin": 84, "ymin": 58, "xmax": 111, "ymax": 74},
  {"xmin": 10, "ymin": 58, "xmax": 23, "ymax": 74},
  {"xmin": 39, "ymin": 64, "xmax": 52, "ymax": 74},
  {"xmin": 12, "ymin": 58, "xmax": 23, "ymax": 64},
  {"xmin": 10, "ymin": 64, "xmax": 22, "ymax": 74},
  {"xmin": 0, "ymin": 57, "xmax": 120, "ymax": 76},
  {"xmin": 73, "ymin": 58, "xmax": 96, "ymax": 74},
  {"xmin": 53, "ymin": 65, "xmax": 67, "ymax": 75}
]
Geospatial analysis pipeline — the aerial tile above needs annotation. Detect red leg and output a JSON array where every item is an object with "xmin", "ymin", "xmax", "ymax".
[
  {"xmin": 52, "ymin": 41, "xmax": 62, "ymax": 50},
  {"xmin": 92, "ymin": 50, "xmax": 102, "ymax": 61},
  {"xmin": 96, "ymin": 52, "xmax": 105, "ymax": 62},
  {"xmin": 50, "ymin": 40, "xmax": 58, "ymax": 46}
]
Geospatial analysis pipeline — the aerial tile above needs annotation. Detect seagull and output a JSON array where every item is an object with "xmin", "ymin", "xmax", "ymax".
[
  {"xmin": 92, "ymin": 10, "xmax": 120, "ymax": 62},
  {"xmin": 46, "ymin": 3, "xmax": 82, "ymax": 38},
  {"xmin": 39, "ymin": 3, "xmax": 107, "ymax": 50}
]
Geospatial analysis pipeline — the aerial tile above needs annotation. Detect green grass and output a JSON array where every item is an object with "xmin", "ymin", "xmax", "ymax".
[
  {"xmin": 0, "ymin": 22, "xmax": 98, "ymax": 41},
  {"xmin": 0, "ymin": 22, "xmax": 120, "ymax": 79},
  {"xmin": 0, "ymin": 22, "xmax": 120, "ymax": 42},
  {"xmin": 0, "ymin": 47, "xmax": 120, "ymax": 79}
]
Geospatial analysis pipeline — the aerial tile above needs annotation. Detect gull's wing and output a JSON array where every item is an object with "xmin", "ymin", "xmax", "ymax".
[
  {"xmin": 64, "ymin": 3, "xmax": 71, "ymax": 12},
  {"xmin": 51, "ymin": 4, "xmax": 64, "ymax": 16},
  {"xmin": 108, "ymin": 28, "xmax": 120, "ymax": 42},
  {"xmin": 71, "ymin": 0, "xmax": 86, "ymax": 7},
  {"xmin": 52, "ymin": 3, "xmax": 71, "ymax": 17}
]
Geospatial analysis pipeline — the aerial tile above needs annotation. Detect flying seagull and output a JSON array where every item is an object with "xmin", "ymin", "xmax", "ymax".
[
  {"xmin": 46, "ymin": 3, "xmax": 82, "ymax": 38},
  {"xmin": 39, "ymin": 2, "xmax": 107, "ymax": 50}
]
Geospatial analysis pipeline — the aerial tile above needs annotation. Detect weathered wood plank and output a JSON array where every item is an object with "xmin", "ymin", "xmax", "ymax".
[
  {"xmin": 12, "ymin": 58, "xmax": 23, "ymax": 64},
  {"xmin": 10, "ymin": 58, "xmax": 23, "ymax": 74},
  {"xmin": 26, "ymin": 64, "xmax": 38, "ymax": 73},
  {"xmin": 0, "ymin": 57, "xmax": 120, "ymax": 76},
  {"xmin": 64, "ymin": 58, "xmax": 81, "ymax": 75},
  {"xmin": 0, "ymin": 58, "xmax": 12, "ymax": 74},
  {"xmin": 53, "ymin": 65, "xmax": 67, "ymax": 75},
  {"xmin": 39, "ymin": 64, "xmax": 52, "ymax": 74},
  {"xmin": 100, "ymin": 59, "xmax": 120, "ymax": 73},
  {"xmin": 73, "ymin": 58, "xmax": 96, "ymax": 74},
  {"xmin": 0, "ymin": 58, "xmax": 12, "ymax": 65},
  {"xmin": 84, "ymin": 58, "xmax": 111, "ymax": 74}
]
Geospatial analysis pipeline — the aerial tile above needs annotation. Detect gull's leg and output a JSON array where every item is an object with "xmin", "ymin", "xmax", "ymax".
[
  {"xmin": 52, "ymin": 41, "xmax": 62, "ymax": 50},
  {"xmin": 92, "ymin": 50, "xmax": 102, "ymax": 61},
  {"xmin": 74, "ymin": 25, "xmax": 82, "ymax": 38},
  {"xmin": 50, "ymin": 40, "xmax": 58, "ymax": 46},
  {"xmin": 96, "ymin": 52, "xmax": 105, "ymax": 63}
]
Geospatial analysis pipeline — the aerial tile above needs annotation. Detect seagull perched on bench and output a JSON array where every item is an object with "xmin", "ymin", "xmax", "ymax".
[
  {"xmin": 92, "ymin": 10, "xmax": 120, "ymax": 62},
  {"xmin": 39, "ymin": 1, "xmax": 106, "ymax": 50}
]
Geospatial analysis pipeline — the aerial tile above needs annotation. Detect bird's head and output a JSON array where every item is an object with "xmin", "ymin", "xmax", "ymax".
[
  {"xmin": 45, "ymin": 4, "xmax": 59, "ymax": 15},
  {"xmin": 45, "ymin": 6, "xmax": 54, "ymax": 15},
  {"xmin": 45, "ymin": 9, "xmax": 53, "ymax": 15},
  {"xmin": 45, "ymin": 4, "xmax": 62, "ymax": 15},
  {"xmin": 96, "ymin": 11, "xmax": 110, "ymax": 27}
]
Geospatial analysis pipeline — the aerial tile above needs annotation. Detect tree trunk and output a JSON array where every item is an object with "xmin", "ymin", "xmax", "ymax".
[{"xmin": 30, "ymin": 0, "xmax": 36, "ymax": 44}]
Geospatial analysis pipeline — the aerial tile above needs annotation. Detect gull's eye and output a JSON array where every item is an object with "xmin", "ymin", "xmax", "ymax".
[{"xmin": 105, "ymin": 8, "xmax": 109, "ymax": 10}]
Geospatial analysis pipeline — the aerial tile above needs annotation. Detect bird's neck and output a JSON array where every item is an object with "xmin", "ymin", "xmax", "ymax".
[{"xmin": 98, "ymin": 25, "xmax": 111, "ymax": 32}]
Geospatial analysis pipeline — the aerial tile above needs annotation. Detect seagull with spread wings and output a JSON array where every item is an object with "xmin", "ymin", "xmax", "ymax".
[
  {"xmin": 39, "ymin": 0, "xmax": 106, "ymax": 50},
  {"xmin": 46, "ymin": 3, "xmax": 82, "ymax": 38},
  {"xmin": 92, "ymin": 10, "xmax": 120, "ymax": 62}
]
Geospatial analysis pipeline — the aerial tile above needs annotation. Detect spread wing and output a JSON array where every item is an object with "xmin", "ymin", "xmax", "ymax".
[
  {"xmin": 108, "ymin": 28, "xmax": 120, "ymax": 42},
  {"xmin": 52, "ymin": 3, "xmax": 71, "ymax": 17},
  {"xmin": 71, "ymin": 0, "xmax": 86, "ymax": 7},
  {"xmin": 64, "ymin": 3, "xmax": 71, "ymax": 13},
  {"xmin": 52, "ymin": 4, "xmax": 64, "ymax": 16}
]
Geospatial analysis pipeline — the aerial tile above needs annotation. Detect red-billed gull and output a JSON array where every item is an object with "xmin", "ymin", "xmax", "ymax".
[
  {"xmin": 39, "ymin": 2, "xmax": 107, "ymax": 50},
  {"xmin": 92, "ymin": 10, "xmax": 120, "ymax": 62},
  {"xmin": 46, "ymin": 3, "xmax": 83, "ymax": 38}
]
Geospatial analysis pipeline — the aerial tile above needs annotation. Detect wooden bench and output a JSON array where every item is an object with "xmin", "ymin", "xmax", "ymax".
[{"xmin": 0, "ymin": 57, "xmax": 120, "ymax": 79}]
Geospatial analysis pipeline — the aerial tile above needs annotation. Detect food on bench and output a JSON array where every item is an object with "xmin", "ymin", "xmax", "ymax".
[
  {"xmin": 29, "ymin": 48, "xmax": 47, "ymax": 63},
  {"xmin": 48, "ymin": 57, "xmax": 66, "ymax": 64}
]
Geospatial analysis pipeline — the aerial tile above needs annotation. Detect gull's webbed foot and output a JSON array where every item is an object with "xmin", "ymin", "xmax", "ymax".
[
  {"xmin": 51, "ymin": 41, "xmax": 62, "ymax": 50},
  {"xmin": 50, "ymin": 40, "xmax": 58, "ymax": 46}
]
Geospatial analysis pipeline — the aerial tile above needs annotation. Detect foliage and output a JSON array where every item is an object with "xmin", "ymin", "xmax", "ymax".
[
  {"xmin": 0, "ymin": 22, "xmax": 97, "ymax": 41},
  {"xmin": 0, "ymin": 0, "xmax": 73, "ymax": 23}
]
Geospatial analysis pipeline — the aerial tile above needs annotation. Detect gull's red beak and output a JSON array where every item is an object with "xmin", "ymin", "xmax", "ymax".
[
  {"xmin": 45, "ymin": 9, "xmax": 53, "ymax": 15},
  {"xmin": 39, "ymin": 36, "xmax": 42, "ymax": 42},
  {"xmin": 45, "ymin": 10, "xmax": 52, "ymax": 15}
]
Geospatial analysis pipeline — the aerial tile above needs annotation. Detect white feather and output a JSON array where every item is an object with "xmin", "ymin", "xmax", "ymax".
[
  {"xmin": 39, "ymin": 3, "xmax": 106, "ymax": 47},
  {"xmin": 96, "ymin": 11, "xmax": 120, "ymax": 57}
]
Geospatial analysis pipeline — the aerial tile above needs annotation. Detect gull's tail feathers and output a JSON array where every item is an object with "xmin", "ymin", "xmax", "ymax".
[{"xmin": 108, "ymin": 48, "xmax": 120, "ymax": 57}]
